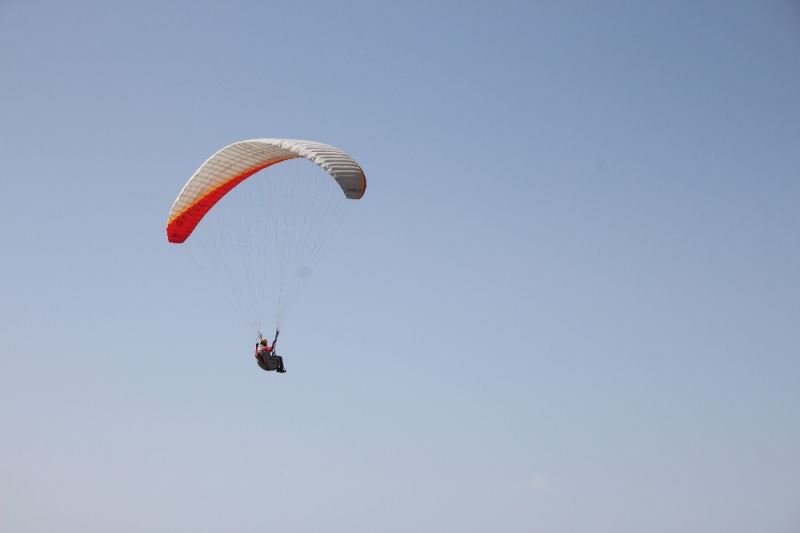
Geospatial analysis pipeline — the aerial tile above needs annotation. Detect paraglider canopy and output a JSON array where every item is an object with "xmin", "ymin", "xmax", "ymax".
[{"xmin": 167, "ymin": 138, "xmax": 366, "ymax": 244}]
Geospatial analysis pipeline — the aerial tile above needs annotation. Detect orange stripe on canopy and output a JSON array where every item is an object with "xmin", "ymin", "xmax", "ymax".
[{"xmin": 167, "ymin": 158, "xmax": 289, "ymax": 243}]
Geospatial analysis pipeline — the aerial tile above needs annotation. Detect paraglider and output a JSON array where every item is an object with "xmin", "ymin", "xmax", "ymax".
[
  {"xmin": 255, "ymin": 331, "xmax": 286, "ymax": 373},
  {"xmin": 166, "ymin": 138, "xmax": 366, "ymax": 372}
]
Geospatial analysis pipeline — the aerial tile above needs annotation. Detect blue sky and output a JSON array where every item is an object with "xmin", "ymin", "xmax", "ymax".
[{"xmin": 1, "ymin": 1, "xmax": 799, "ymax": 532}]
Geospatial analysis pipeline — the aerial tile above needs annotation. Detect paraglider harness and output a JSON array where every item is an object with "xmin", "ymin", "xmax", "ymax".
[{"xmin": 256, "ymin": 330, "xmax": 286, "ymax": 373}]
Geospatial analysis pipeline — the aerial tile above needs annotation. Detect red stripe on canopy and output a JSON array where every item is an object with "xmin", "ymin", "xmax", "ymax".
[{"xmin": 167, "ymin": 158, "xmax": 290, "ymax": 243}]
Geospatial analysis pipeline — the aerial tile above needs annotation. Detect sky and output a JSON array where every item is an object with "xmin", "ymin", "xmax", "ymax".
[{"xmin": 1, "ymin": 1, "xmax": 799, "ymax": 532}]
